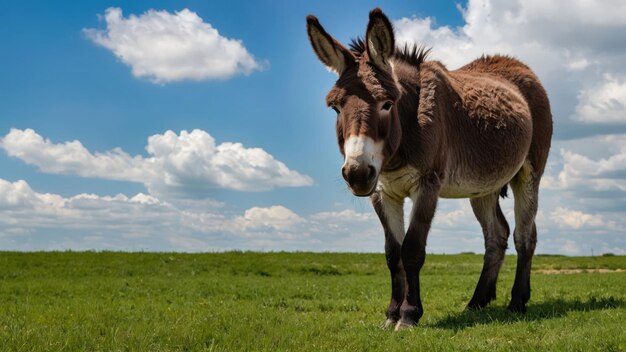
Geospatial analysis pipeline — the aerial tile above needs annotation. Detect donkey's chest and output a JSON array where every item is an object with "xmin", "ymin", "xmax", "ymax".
[{"xmin": 377, "ymin": 166, "xmax": 421, "ymax": 200}]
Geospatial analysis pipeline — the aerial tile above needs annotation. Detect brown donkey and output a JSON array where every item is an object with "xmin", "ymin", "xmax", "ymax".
[{"xmin": 306, "ymin": 8, "xmax": 552, "ymax": 330}]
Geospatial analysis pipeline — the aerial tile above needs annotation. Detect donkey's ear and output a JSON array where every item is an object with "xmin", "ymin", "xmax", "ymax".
[
  {"xmin": 307, "ymin": 15, "xmax": 354, "ymax": 75},
  {"xmin": 365, "ymin": 8, "xmax": 395, "ymax": 70}
]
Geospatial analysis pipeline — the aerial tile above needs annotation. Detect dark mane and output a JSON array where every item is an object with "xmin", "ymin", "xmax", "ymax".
[
  {"xmin": 348, "ymin": 37, "xmax": 367, "ymax": 56},
  {"xmin": 349, "ymin": 36, "xmax": 430, "ymax": 67},
  {"xmin": 395, "ymin": 44, "xmax": 431, "ymax": 68}
]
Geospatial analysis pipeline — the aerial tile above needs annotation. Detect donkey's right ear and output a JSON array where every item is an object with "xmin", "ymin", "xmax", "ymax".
[{"xmin": 307, "ymin": 15, "xmax": 354, "ymax": 75}]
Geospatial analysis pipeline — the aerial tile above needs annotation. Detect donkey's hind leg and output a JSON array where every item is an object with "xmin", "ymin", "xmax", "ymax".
[
  {"xmin": 508, "ymin": 162, "xmax": 540, "ymax": 313},
  {"xmin": 467, "ymin": 192, "xmax": 510, "ymax": 310}
]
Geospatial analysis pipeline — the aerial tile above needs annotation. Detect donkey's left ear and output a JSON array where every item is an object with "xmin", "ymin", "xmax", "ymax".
[{"xmin": 365, "ymin": 8, "xmax": 395, "ymax": 71}]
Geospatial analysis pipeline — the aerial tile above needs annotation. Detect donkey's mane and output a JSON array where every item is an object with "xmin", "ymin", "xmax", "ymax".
[
  {"xmin": 349, "ymin": 37, "xmax": 431, "ymax": 68},
  {"xmin": 347, "ymin": 37, "xmax": 367, "ymax": 56}
]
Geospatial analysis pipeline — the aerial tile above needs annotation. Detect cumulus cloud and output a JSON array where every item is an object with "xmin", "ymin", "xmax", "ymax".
[
  {"xmin": 394, "ymin": 0, "xmax": 626, "ymax": 72},
  {"xmin": 233, "ymin": 206, "xmax": 305, "ymax": 233},
  {"xmin": 83, "ymin": 7, "xmax": 264, "ymax": 83},
  {"xmin": 0, "ymin": 177, "xmax": 221, "ymax": 250},
  {"xmin": 550, "ymin": 207, "xmax": 606, "ymax": 229},
  {"xmin": 0, "ymin": 128, "xmax": 149, "ymax": 182},
  {"xmin": 394, "ymin": 2, "xmax": 552, "ymax": 74},
  {"xmin": 0, "ymin": 178, "xmax": 169, "ymax": 232},
  {"xmin": 543, "ymin": 134, "xmax": 626, "ymax": 193},
  {"xmin": 573, "ymin": 74, "xmax": 626, "ymax": 124},
  {"xmin": 0, "ymin": 128, "xmax": 313, "ymax": 197}
]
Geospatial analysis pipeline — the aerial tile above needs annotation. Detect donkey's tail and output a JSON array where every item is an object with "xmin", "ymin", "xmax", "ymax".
[{"xmin": 499, "ymin": 184, "xmax": 509, "ymax": 198}]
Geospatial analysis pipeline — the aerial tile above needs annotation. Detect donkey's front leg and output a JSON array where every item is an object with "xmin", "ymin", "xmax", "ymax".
[
  {"xmin": 371, "ymin": 191, "xmax": 406, "ymax": 328},
  {"xmin": 396, "ymin": 173, "xmax": 440, "ymax": 331}
]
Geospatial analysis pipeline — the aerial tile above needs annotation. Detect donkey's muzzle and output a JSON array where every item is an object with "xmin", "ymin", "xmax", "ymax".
[{"xmin": 342, "ymin": 162, "xmax": 377, "ymax": 196}]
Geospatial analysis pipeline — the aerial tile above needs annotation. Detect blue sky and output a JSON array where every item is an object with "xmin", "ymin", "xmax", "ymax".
[{"xmin": 1, "ymin": 0, "xmax": 625, "ymax": 254}]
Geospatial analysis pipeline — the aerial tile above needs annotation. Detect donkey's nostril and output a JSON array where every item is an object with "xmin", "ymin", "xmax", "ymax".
[
  {"xmin": 341, "ymin": 165, "xmax": 349, "ymax": 182},
  {"xmin": 367, "ymin": 165, "xmax": 376, "ymax": 181}
]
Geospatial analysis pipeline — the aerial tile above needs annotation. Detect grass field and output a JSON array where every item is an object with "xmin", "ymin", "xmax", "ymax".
[{"xmin": 0, "ymin": 252, "xmax": 625, "ymax": 351}]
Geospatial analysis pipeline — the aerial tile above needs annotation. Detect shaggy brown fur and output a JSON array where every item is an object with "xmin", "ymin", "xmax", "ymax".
[{"xmin": 307, "ymin": 8, "xmax": 553, "ymax": 330}]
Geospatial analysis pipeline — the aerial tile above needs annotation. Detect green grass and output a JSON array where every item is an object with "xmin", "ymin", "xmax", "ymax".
[{"xmin": 1, "ymin": 252, "xmax": 625, "ymax": 351}]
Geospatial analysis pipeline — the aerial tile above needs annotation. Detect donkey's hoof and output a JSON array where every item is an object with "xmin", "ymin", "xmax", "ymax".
[
  {"xmin": 506, "ymin": 301, "xmax": 527, "ymax": 313},
  {"xmin": 466, "ymin": 302, "xmax": 483, "ymax": 311},
  {"xmin": 394, "ymin": 319, "xmax": 416, "ymax": 331},
  {"xmin": 381, "ymin": 318, "xmax": 397, "ymax": 329},
  {"xmin": 466, "ymin": 299, "xmax": 490, "ymax": 311},
  {"xmin": 467, "ymin": 287, "xmax": 496, "ymax": 311}
]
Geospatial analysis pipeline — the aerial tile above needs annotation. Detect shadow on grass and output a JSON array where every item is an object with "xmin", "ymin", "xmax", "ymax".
[{"xmin": 431, "ymin": 296, "xmax": 624, "ymax": 331}]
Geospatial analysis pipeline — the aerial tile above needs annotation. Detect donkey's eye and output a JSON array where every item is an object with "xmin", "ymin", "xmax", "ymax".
[
  {"xmin": 331, "ymin": 106, "xmax": 340, "ymax": 114},
  {"xmin": 381, "ymin": 101, "xmax": 393, "ymax": 112}
]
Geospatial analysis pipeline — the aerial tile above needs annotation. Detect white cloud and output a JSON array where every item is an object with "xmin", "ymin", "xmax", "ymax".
[
  {"xmin": 0, "ymin": 177, "xmax": 218, "ymax": 250},
  {"xmin": 83, "ymin": 7, "xmax": 264, "ymax": 83},
  {"xmin": 0, "ymin": 179, "xmax": 41, "ymax": 209},
  {"xmin": 0, "ymin": 178, "xmax": 169, "ymax": 229},
  {"xmin": 567, "ymin": 58, "xmax": 590, "ymax": 72},
  {"xmin": 0, "ymin": 128, "xmax": 149, "ymax": 182},
  {"xmin": 536, "ymin": 135, "xmax": 626, "ymax": 243},
  {"xmin": 550, "ymin": 207, "xmax": 605, "ymax": 229},
  {"xmin": 0, "ymin": 128, "xmax": 313, "ymax": 197},
  {"xmin": 435, "ymin": 207, "xmax": 470, "ymax": 228},
  {"xmin": 310, "ymin": 208, "xmax": 375, "ymax": 223},
  {"xmin": 146, "ymin": 130, "xmax": 313, "ymax": 195},
  {"xmin": 573, "ymin": 74, "xmax": 626, "ymax": 123},
  {"xmin": 543, "ymin": 134, "xmax": 626, "ymax": 193},
  {"xmin": 394, "ymin": 2, "xmax": 553, "ymax": 74},
  {"xmin": 394, "ymin": 0, "xmax": 626, "ymax": 70},
  {"xmin": 233, "ymin": 206, "xmax": 305, "ymax": 233}
]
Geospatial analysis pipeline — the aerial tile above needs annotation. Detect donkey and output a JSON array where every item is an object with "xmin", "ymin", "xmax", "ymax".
[{"xmin": 306, "ymin": 8, "xmax": 552, "ymax": 330}]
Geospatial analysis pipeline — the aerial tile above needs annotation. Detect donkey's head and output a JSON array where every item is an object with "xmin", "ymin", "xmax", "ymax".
[{"xmin": 307, "ymin": 8, "xmax": 402, "ymax": 196}]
